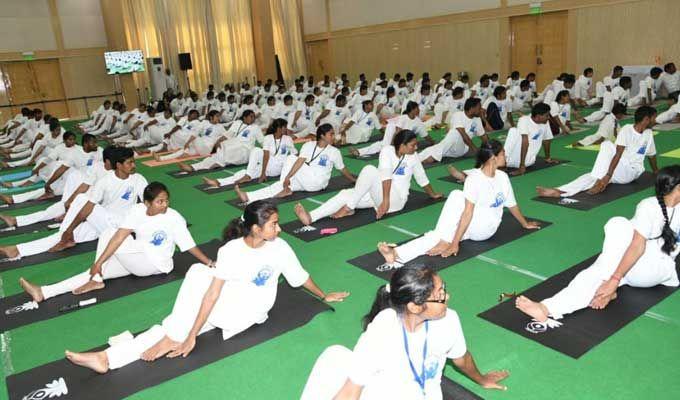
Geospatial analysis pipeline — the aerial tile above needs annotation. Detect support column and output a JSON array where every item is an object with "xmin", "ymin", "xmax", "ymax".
[{"xmin": 250, "ymin": 0, "xmax": 277, "ymax": 81}]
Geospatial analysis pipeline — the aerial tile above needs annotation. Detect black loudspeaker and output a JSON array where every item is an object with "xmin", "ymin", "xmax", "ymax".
[{"xmin": 178, "ymin": 53, "xmax": 193, "ymax": 70}]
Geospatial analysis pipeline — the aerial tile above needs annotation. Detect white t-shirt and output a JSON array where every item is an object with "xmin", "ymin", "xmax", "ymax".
[
  {"xmin": 574, "ymin": 75, "xmax": 592, "ymax": 99},
  {"xmin": 226, "ymin": 121, "xmax": 264, "ymax": 147},
  {"xmin": 119, "ymin": 203, "xmax": 195, "ymax": 273},
  {"xmin": 660, "ymin": 72, "xmax": 680, "ymax": 93},
  {"xmin": 638, "ymin": 76, "xmax": 661, "ymax": 98},
  {"xmin": 451, "ymin": 111, "xmax": 485, "ymax": 138},
  {"xmin": 603, "ymin": 76, "xmax": 620, "ymax": 90},
  {"xmin": 517, "ymin": 115, "xmax": 553, "ymax": 165},
  {"xmin": 482, "ymin": 96, "xmax": 511, "ymax": 123},
  {"xmin": 87, "ymin": 171, "xmax": 149, "ymax": 223},
  {"xmin": 323, "ymin": 103, "xmax": 352, "ymax": 127},
  {"xmin": 348, "ymin": 308, "xmax": 467, "ymax": 400},
  {"xmin": 298, "ymin": 141, "xmax": 345, "ymax": 182},
  {"xmin": 615, "ymin": 124, "xmax": 656, "ymax": 168},
  {"xmin": 447, "ymin": 97, "xmax": 465, "ymax": 113},
  {"xmin": 549, "ymin": 101, "xmax": 571, "ymax": 124},
  {"xmin": 594, "ymin": 113, "xmax": 618, "ymax": 141},
  {"xmin": 631, "ymin": 197, "xmax": 680, "ymax": 259},
  {"xmin": 395, "ymin": 114, "xmax": 428, "ymax": 138},
  {"xmin": 350, "ymin": 110, "xmax": 380, "ymax": 130},
  {"xmin": 471, "ymin": 83, "xmax": 490, "ymax": 102},
  {"xmin": 463, "ymin": 169, "xmax": 517, "ymax": 227},
  {"xmin": 211, "ymin": 237, "xmax": 309, "ymax": 339},
  {"xmin": 378, "ymin": 146, "xmax": 429, "ymax": 199}
]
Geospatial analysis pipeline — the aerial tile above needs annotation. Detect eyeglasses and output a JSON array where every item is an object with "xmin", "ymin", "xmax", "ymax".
[{"xmin": 425, "ymin": 283, "xmax": 448, "ymax": 304}]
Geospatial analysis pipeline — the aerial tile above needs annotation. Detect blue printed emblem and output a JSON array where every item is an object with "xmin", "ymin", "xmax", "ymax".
[
  {"xmin": 205, "ymin": 128, "xmax": 213, "ymax": 136},
  {"xmin": 121, "ymin": 187, "xmax": 133, "ymax": 201},
  {"xmin": 423, "ymin": 356, "xmax": 440, "ymax": 382},
  {"xmin": 531, "ymin": 132, "xmax": 541, "ymax": 140},
  {"xmin": 86, "ymin": 158, "xmax": 94, "ymax": 166},
  {"xmin": 252, "ymin": 266, "xmax": 273, "ymax": 286},
  {"xmin": 318, "ymin": 154, "xmax": 329, "ymax": 167},
  {"xmin": 241, "ymin": 129, "xmax": 250, "ymax": 138},
  {"xmin": 490, "ymin": 192, "xmax": 505, "ymax": 208},
  {"xmin": 395, "ymin": 165, "xmax": 406, "ymax": 176},
  {"xmin": 469, "ymin": 124, "xmax": 477, "ymax": 134},
  {"xmin": 335, "ymin": 110, "xmax": 341, "ymax": 116},
  {"xmin": 150, "ymin": 231, "xmax": 167, "ymax": 246},
  {"xmin": 637, "ymin": 145, "xmax": 646, "ymax": 155}
]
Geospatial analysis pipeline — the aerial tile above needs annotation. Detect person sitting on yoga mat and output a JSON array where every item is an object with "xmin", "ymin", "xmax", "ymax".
[
  {"xmin": 503, "ymin": 102, "xmax": 557, "ymax": 176},
  {"xmin": 148, "ymin": 109, "xmax": 202, "ymax": 158},
  {"xmin": 288, "ymin": 94, "xmax": 319, "ymax": 140},
  {"xmin": 378, "ymin": 140, "xmax": 539, "ymax": 268},
  {"xmin": 655, "ymin": 90, "xmax": 680, "ymax": 124},
  {"xmin": 337, "ymin": 99, "xmax": 382, "ymax": 146},
  {"xmin": 350, "ymin": 101, "xmax": 432, "ymax": 158},
  {"xmin": 0, "ymin": 147, "xmax": 148, "ymax": 259},
  {"xmin": 234, "ymin": 124, "xmax": 356, "ymax": 204},
  {"xmin": 64, "ymin": 200, "xmax": 350, "ymax": 373},
  {"xmin": 293, "ymin": 130, "xmax": 442, "ymax": 226},
  {"xmin": 203, "ymin": 119, "xmax": 296, "ymax": 188},
  {"xmin": 537, "ymin": 106, "xmax": 659, "ymax": 198},
  {"xmin": 571, "ymin": 103, "xmax": 627, "ymax": 148},
  {"xmin": 154, "ymin": 110, "xmax": 227, "ymax": 163},
  {"xmin": 418, "ymin": 97, "xmax": 489, "ymax": 165},
  {"xmin": 584, "ymin": 76, "xmax": 632, "ymax": 123},
  {"xmin": 481, "ymin": 86, "xmax": 514, "ymax": 132},
  {"xmin": 0, "ymin": 117, "xmax": 62, "ymax": 169},
  {"xmin": 176, "ymin": 110, "xmax": 263, "ymax": 173},
  {"xmin": 19, "ymin": 181, "xmax": 212, "ymax": 301},
  {"xmin": 300, "ymin": 265, "xmax": 508, "ymax": 399},
  {"xmin": 517, "ymin": 165, "xmax": 680, "ymax": 323},
  {"xmin": 548, "ymin": 90, "xmax": 586, "ymax": 136}
]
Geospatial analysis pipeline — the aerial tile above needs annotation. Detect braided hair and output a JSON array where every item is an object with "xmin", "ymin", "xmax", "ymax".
[{"xmin": 654, "ymin": 165, "xmax": 680, "ymax": 255}]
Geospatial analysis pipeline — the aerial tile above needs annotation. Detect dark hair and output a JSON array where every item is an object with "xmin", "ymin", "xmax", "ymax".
[
  {"xmin": 452, "ymin": 87, "xmax": 464, "ymax": 96},
  {"xmin": 669, "ymin": 91, "xmax": 680, "ymax": 104},
  {"xmin": 613, "ymin": 65, "xmax": 624, "ymax": 73},
  {"xmin": 316, "ymin": 123, "xmax": 333, "ymax": 140},
  {"xmin": 655, "ymin": 165, "xmax": 680, "ymax": 255},
  {"xmin": 420, "ymin": 84, "xmax": 430, "ymax": 93},
  {"xmin": 240, "ymin": 109, "xmax": 255, "ymax": 120},
  {"xmin": 403, "ymin": 101, "xmax": 419, "ymax": 115},
  {"xmin": 49, "ymin": 118, "xmax": 60, "ymax": 132},
  {"xmin": 464, "ymin": 97, "xmax": 481, "ymax": 112},
  {"xmin": 143, "ymin": 181, "xmax": 169, "ymax": 202},
  {"xmin": 634, "ymin": 105, "xmax": 656, "ymax": 123},
  {"xmin": 392, "ymin": 129, "xmax": 417, "ymax": 149},
  {"xmin": 584, "ymin": 67, "xmax": 593, "ymax": 75},
  {"xmin": 651, "ymin": 67, "xmax": 663, "ymax": 77},
  {"xmin": 510, "ymin": 71, "xmax": 520, "ymax": 79},
  {"xmin": 284, "ymin": 95, "xmax": 293, "ymax": 103},
  {"xmin": 62, "ymin": 131, "xmax": 76, "ymax": 141},
  {"xmin": 114, "ymin": 147, "xmax": 134, "ymax": 168},
  {"xmin": 531, "ymin": 102, "xmax": 550, "ymax": 117},
  {"xmin": 188, "ymin": 109, "xmax": 199, "ymax": 118},
  {"xmin": 335, "ymin": 94, "xmax": 346, "ymax": 103},
  {"xmin": 556, "ymin": 89, "xmax": 570, "ymax": 102},
  {"xmin": 362, "ymin": 265, "xmax": 436, "ymax": 330},
  {"xmin": 526, "ymin": 72, "xmax": 536, "ymax": 79},
  {"xmin": 611, "ymin": 103, "xmax": 627, "ymax": 116},
  {"xmin": 563, "ymin": 75, "xmax": 575, "ymax": 85},
  {"xmin": 222, "ymin": 200, "xmax": 278, "ymax": 243},
  {"xmin": 493, "ymin": 86, "xmax": 506, "ymax": 98},
  {"xmin": 475, "ymin": 139, "xmax": 504, "ymax": 167},
  {"xmin": 619, "ymin": 76, "xmax": 632, "ymax": 87},
  {"xmin": 82, "ymin": 133, "xmax": 96, "ymax": 146},
  {"xmin": 305, "ymin": 94, "xmax": 315, "ymax": 103},
  {"xmin": 386, "ymin": 87, "xmax": 395, "ymax": 96},
  {"xmin": 664, "ymin": 62, "xmax": 675, "ymax": 72},
  {"xmin": 266, "ymin": 118, "xmax": 287, "ymax": 135},
  {"xmin": 102, "ymin": 146, "xmax": 117, "ymax": 166},
  {"xmin": 519, "ymin": 79, "xmax": 530, "ymax": 89},
  {"xmin": 362, "ymin": 99, "xmax": 372, "ymax": 110}
]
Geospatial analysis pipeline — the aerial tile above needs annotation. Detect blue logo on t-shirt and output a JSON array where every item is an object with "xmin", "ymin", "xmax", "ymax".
[
  {"xmin": 86, "ymin": 158, "xmax": 93, "ymax": 166},
  {"xmin": 561, "ymin": 111, "xmax": 568, "ymax": 118},
  {"xmin": 395, "ymin": 165, "xmax": 406, "ymax": 176},
  {"xmin": 469, "ymin": 124, "xmax": 477, "ymax": 134},
  {"xmin": 531, "ymin": 131, "xmax": 541, "ymax": 140},
  {"xmin": 281, "ymin": 145, "xmax": 288, "ymax": 155},
  {"xmin": 335, "ymin": 110, "xmax": 341, "ymax": 116},
  {"xmin": 121, "ymin": 187, "xmax": 133, "ymax": 201},
  {"xmin": 150, "ymin": 231, "xmax": 167, "ymax": 246},
  {"xmin": 318, "ymin": 154, "xmax": 329, "ymax": 167},
  {"xmin": 252, "ymin": 267, "xmax": 273, "ymax": 286},
  {"xmin": 205, "ymin": 128, "xmax": 213, "ymax": 136},
  {"xmin": 241, "ymin": 129, "xmax": 250, "ymax": 138},
  {"xmin": 637, "ymin": 145, "xmax": 646, "ymax": 155},
  {"xmin": 490, "ymin": 192, "xmax": 505, "ymax": 208},
  {"xmin": 423, "ymin": 356, "xmax": 439, "ymax": 381},
  {"xmin": 366, "ymin": 119, "xmax": 373, "ymax": 126}
]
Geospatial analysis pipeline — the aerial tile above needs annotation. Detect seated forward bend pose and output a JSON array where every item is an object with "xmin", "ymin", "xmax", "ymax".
[
  {"xmin": 294, "ymin": 130, "xmax": 442, "ymax": 225},
  {"xmin": 350, "ymin": 102, "xmax": 432, "ymax": 158},
  {"xmin": 419, "ymin": 98, "xmax": 488, "ymax": 165},
  {"xmin": 503, "ymin": 102, "xmax": 556, "ymax": 176},
  {"xmin": 337, "ymin": 100, "xmax": 381, "ymax": 145},
  {"xmin": 300, "ymin": 266, "xmax": 508, "ymax": 400},
  {"xmin": 155, "ymin": 110, "xmax": 226, "ymax": 162},
  {"xmin": 572, "ymin": 103, "xmax": 626, "ymax": 148},
  {"xmin": 203, "ymin": 119, "xmax": 295, "ymax": 188},
  {"xmin": 656, "ymin": 91, "xmax": 680, "ymax": 124},
  {"xmin": 629, "ymin": 67, "xmax": 663, "ymax": 107},
  {"xmin": 176, "ymin": 110, "xmax": 262, "ymax": 173},
  {"xmin": 518, "ymin": 165, "xmax": 680, "ymax": 323},
  {"xmin": 585, "ymin": 76, "xmax": 632, "ymax": 123},
  {"xmin": 20, "ymin": 182, "xmax": 212, "ymax": 302},
  {"xmin": 482, "ymin": 86, "xmax": 514, "ymax": 131},
  {"xmin": 379, "ymin": 140, "xmax": 539, "ymax": 267},
  {"xmin": 150, "ymin": 110, "xmax": 202, "ymax": 157},
  {"xmin": 659, "ymin": 62, "xmax": 680, "ymax": 96},
  {"xmin": 538, "ymin": 106, "xmax": 659, "ymax": 198},
  {"xmin": 548, "ymin": 90, "xmax": 586, "ymax": 135},
  {"xmin": 65, "ymin": 200, "xmax": 349, "ymax": 373},
  {"xmin": 234, "ymin": 124, "xmax": 355, "ymax": 204}
]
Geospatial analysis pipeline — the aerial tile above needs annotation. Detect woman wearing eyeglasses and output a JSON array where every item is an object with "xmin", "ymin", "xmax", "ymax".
[{"xmin": 300, "ymin": 265, "xmax": 508, "ymax": 399}]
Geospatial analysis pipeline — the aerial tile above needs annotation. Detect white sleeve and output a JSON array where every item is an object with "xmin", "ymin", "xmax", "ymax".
[
  {"xmin": 549, "ymin": 102, "xmax": 559, "ymax": 117},
  {"xmin": 135, "ymin": 175, "xmax": 149, "ymax": 202},
  {"xmin": 462, "ymin": 174, "xmax": 481, "ymax": 204},
  {"xmin": 645, "ymin": 134, "xmax": 657, "ymax": 156},
  {"xmin": 518, "ymin": 118, "xmax": 530, "ymax": 136},
  {"xmin": 277, "ymin": 240, "xmax": 309, "ymax": 287},
  {"xmin": 377, "ymin": 148, "xmax": 393, "ymax": 181},
  {"xmin": 503, "ymin": 175, "xmax": 517, "ymax": 208},
  {"xmin": 412, "ymin": 159, "xmax": 429, "ymax": 187},
  {"xmin": 631, "ymin": 200, "xmax": 657, "ymax": 239},
  {"xmin": 347, "ymin": 312, "xmax": 391, "ymax": 386},
  {"xmin": 332, "ymin": 148, "xmax": 346, "ymax": 171},
  {"xmin": 119, "ymin": 205, "xmax": 141, "ymax": 230},
  {"xmin": 445, "ymin": 312, "xmax": 468, "ymax": 360},
  {"xmin": 172, "ymin": 213, "xmax": 196, "ymax": 252},
  {"xmin": 452, "ymin": 112, "xmax": 465, "ymax": 129},
  {"xmin": 88, "ymin": 176, "xmax": 107, "ymax": 204}
]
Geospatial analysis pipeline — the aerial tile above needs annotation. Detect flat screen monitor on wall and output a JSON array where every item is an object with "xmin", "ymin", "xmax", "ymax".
[{"xmin": 104, "ymin": 50, "xmax": 145, "ymax": 75}]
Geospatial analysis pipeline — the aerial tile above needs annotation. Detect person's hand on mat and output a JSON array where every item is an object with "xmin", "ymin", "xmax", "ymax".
[
  {"xmin": 430, "ymin": 192, "xmax": 444, "ymax": 200},
  {"xmin": 258, "ymin": 174, "xmax": 267, "ymax": 184},
  {"xmin": 323, "ymin": 291, "xmax": 350, "ymax": 302},
  {"xmin": 479, "ymin": 370, "xmax": 510, "ymax": 390},
  {"xmin": 376, "ymin": 200, "xmax": 390, "ymax": 219},
  {"xmin": 441, "ymin": 242, "xmax": 459, "ymax": 258},
  {"xmin": 523, "ymin": 221, "xmax": 541, "ymax": 230},
  {"xmin": 167, "ymin": 335, "xmax": 196, "ymax": 358},
  {"xmin": 587, "ymin": 176, "xmax": 610, "ymax": 195},
  {"xmin": 544, "ymin": 158, "xmax": 560, "ymax": 164},
  {"xmin": 510, "ymin": 166, "xmax": 526, "ymax": 176}
]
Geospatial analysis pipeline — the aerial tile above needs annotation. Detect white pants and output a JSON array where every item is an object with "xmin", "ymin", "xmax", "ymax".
[
  {"xmin": 288, "ymin": 118, "xmax": 314, "ymax": 138},
  {"xmin": 504, "ymin": 127, "xmax": 537, "ymax": 169},
  {"xmin": 424, "ymin": 103, "xmax": 447, "ymax": 129},
  {"xmin": 192, "ymin": 142, "xmax": 250, "ymax": 170},
  {"xmin": 307, "ymin": 165, "xmax": 407, "ymax": 223},
  {"xmin": 578, "ymin": 133, "xmax": 609, "ymax": 147},
  {"xmin": 542, "ymin": 217, "xmax": 679, "ymax": 319},
  {"xmin": 628, "ymin": 93, "xmax": 655, "ymax": 107},
  {"xmin": 656, "ymin": 108, "xmax": 679, "ymax": 124},
  {"xmin": 418, "ymin": 130, "xmax": 468, "ymax": 162},
  {"xmin": 11, "ymin": 188, "xmax": 47, "ymax": 204},
  {"xmin": 246, "ymin": 155, "xmax": 329, "ymax": 203},
  {"xmin": 585, "ymin": 110, "xmax": 609, "ymax": 123},
  {"xmin": 16, "ymin": 201, "xmax": 65, "ymax": 227},
  {"xmin": 300, "ymin": 345, "xmax": 353, "ymax": 400},
  {"xmin": 41, "ymin": 229, "xmax": 161, "ymax": 299},
  {"xmin": 160, "ymin": 137, "xmax": 213, "ymax": 161},
  {"xmin": 346, "ymin": 125, "xmax": 372, "ymax": 144},
  {"xmin": 357, "ymin": 122, "xmax": 396, "ymax": 157},
  {"xmin": 393, "ymin": 190, "xmax": 500, "ymax": 264},
  {"xmin": 216, "ymin": 148, "xmax": 280, "ymax": 186},
  {"xmin": 557, "ymin": 141, "xmax": 643, "ymax": 197}
]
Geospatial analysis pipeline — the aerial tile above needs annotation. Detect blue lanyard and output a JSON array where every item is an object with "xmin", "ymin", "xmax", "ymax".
[{"xmin": 401, "ymin": 320, "xmax": 429, "ymax": 395}]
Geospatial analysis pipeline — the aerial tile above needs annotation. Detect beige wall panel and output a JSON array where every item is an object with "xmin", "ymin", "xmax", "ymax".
[
  {"xmin": 302, "ymin": 0, "xmax": 328, "ymax": 34},
  {"xmin": 59, "ymin": 54, "xmax": 115, "ymax": 98},
  {"xmin": 0, "ymin": 0, "xmax": 56, "ymax": 51},
  {"xmin": 58, "ymin": 0, "xmax": 107, "ymax": 49}
]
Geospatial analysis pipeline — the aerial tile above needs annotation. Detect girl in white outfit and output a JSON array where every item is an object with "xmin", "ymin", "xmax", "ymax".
[
  {"xmin": 338, "ymin": 100, "xmax": 381, "ymax": 145},
  {"xmin": 19, "ymin": 182, "xmax": 212, "ymax": 301},
  {"xmin": 378, "ymin": 140, "xmax": 539, "ymax": 269},
  {"xmin": 157, "ymin": 111, "xmax": 226, "ymax": 162},
  {"xmin": 234, "ymin": 124, "xmax": 356, "ymax": 204},
  {"xmin": 504, "ymin": 103, "xmax": 557, "ymax": 176},
  {"xmin": 288, "ymin": 95, "xmax": 319, "ymax": 139},
  {"xmin": 301, "ymin": 265, "xmax": 509, "ymax": 399},
  {"xmin": 64, "ymin": 200, "xmax": 349, "ymax": 374},
  {"xmin": 572, "ymin": 103, "xmax": 626, "ymax": 147},
  {"xmin": 294, "ymin": 130, "xmax": 442, "ymax": 226},
  {"xmin": 517, "ymin": 165, "xmax": 680, "ymax": 323},
  {"xmin": 150, "ymin": 110, "xmax": 202, "ymax": 158},
  {"xmin": 202, "ymin": 119, "xmax": 296, "ymax": 188},
  {"xmin": 537, "ymin": 106, "xmax": 659, "ymax": 198}
]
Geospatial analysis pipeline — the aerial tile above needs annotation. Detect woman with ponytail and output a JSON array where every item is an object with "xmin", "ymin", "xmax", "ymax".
[
  {"xmin": 294, "ymin": 129, "xmax": 442, "ymax": 225},
  {"xmin": 517, "ymin": 165, "xmax": 680, "ymax": 323},
  {"xmin": 301, "ymin": 265, "xmax": 509, "ymax": 399},
  {"xmin": 65, "ymin": 200, "xmax": 349, "ymax": 374},
  {"xmin": 378, "ymin": 140, "xmax": 539, "ymax": 267},
  {"xmin": 203, "ymin": 118, "xmax": 296, "ymax": 188}
]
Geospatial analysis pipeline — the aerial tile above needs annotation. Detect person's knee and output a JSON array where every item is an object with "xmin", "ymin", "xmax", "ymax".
[
  {"xmin": 318, "ymin": 345, "xmax": 352, "ymax": 365},
  {"xmin": 359, "ymin": 164, "xmax": 378, "ymax": 178},
  {"xmin": 187, "ymin": 262, "xmax": 212, "ymax": 277},
  {"xmin": 604, "ymin": 216, "xmax": 632, "ymax": 236}
]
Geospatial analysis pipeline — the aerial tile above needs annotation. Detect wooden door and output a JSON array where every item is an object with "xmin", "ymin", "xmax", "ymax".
[
  {"xmin": 0, "ymin": 59, "xmax": 69, "ymax": 120},
  {"xmin": 30, "ymin": 59, "xmax": 69, "ymax": 119},
  {"xmin": 511, "ymin": 11, "xmax": 567, "ymax": 90},
  {"xmin": 307, "ymin": 40, "xmax": 331, "ymax": 79}
]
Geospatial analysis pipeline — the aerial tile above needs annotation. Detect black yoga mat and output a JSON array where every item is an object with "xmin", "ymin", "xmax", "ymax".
[
  {"xmin": 438, "ymin": 158, "xmax": 570, "ymax": 185},
  {"xmin": 281, "ymin": 191, "xmax": 446, "ymax": 242},
  {"xmin": 335, "ymin": 132, "xmax": 383, "ymax": 149},
  {"xmin": 532, "ymin": 171, "xmax": 655, "ymax": 211},
  {"xmin": 423, "ymin": 151, "xmax": 476, "ymax": 170},
  {"xmin": 194, "ymin": 177, "xmax": 264, "ymax": 194},
  {"xmin": 346, "ymin": 139, "xmax": 434, "ymax": 161},
  {"xmin": 0, "ymin": 240, "xmax": 221, "ymax": 333},
  {"xmin": 0, "ymin": 240, "xmax": 97, "ymax": 272},
  {"xmin": 478, "ymin": 255, "xmax": 680, "ymax": 359},
  {"xmin": 226, "ymin": 175, "xmax": 355, "ymax": 209},
  {"xmin": 347, "ymin": 217, "xmax": 551, "ymax": 280},
  {"xmin": 442, "ymin": 377, "xmax": 484, "ymax": 400},
  {"xmin": 0, "ymin": 196, "xmax": 61, "ymax": 211},
  {"xmin": 0, "ymin": 220, "xmax": 60, "ymax": 238},
  {"xmin": 166, "ymin": 164, "xmax": 236, "ymax": 179},
  {"xmin": 6, "ymin": 283, "xmax": 333, "ymax": 400}
]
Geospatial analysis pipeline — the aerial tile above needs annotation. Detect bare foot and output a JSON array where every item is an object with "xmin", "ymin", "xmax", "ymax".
[
  {"xmin": 48, "ymin": 239, "xmax": 76, "ymax": 253},
  {"xmin": 447, "ymin": 165, "xmax": 466, "ymax": 183},
  {"xmin": 331, "ymin": 205, "xmax": 355, "ymax": 219},
  {"xmin": 72, "ymin": 280, "xmax": 105, "ymax": 295},
  {"xmin": 178, "ymin": 162, "xmax": 194, "ymax": 173},
  {"xmin": 0, "ymin": 245, "xmax": 19, "ymax": 258},
  {"xmin": 0, "ymin": 214, "xmax": 16, "ymax": 227},
  {"xmin": 234, "ymin": 185, "xmax": 249, "ymax": 203},
  {"xmin": 571, "ymin": 142, "xmax": 583, "ymax": 148},
  {"xmin": 19, "ymin": 277, "xmax": 44, "ymax": 302},
  {"xmin": 202, "ymin": 177, "xmax": 219, "ymax": 188},
  {"xmin": 65, "ymin": 350, "xmax": 109, "ymax": 374},
  {"xmin": 294, "ymin": 203, "xmax": 312, "ymax": 226},
  {"xmin": 152, "ymin": 152, "xmax": 161, "ymax": 162},
  {"xmin": 535, "ymin": 186, "xmax": 563, "ymax": 198},
  {"xmin": 515, "ymin": 295, "xmax": 549, "ymax": 323},
  {"xmin": 377, "ymin": 242, "xmax": 397, "ymax": 264},
  {"xmin": 349, "ymin": 147, "xmax": 360, "ymax": 157},
  {"xmin": 140, "ymin": 335, "xmax": 180, "ymax": 362},
  {"xmin": 426, "ymin": 240, "xmax": 449, "ymax": 256},
  {"xmin": 37, "ymin": 191, "xmax": 55, "ymax": 200},
  {"xmin": 274, "ymin": 187, "xmax": 293, "ymax": 198},
  {"xmin": 0, "ymin": 194, "xmax": 13, "ymax": 205},
  {"xmin": 1, "ymin": 181, "xmax": 13, "ymax": 189}
]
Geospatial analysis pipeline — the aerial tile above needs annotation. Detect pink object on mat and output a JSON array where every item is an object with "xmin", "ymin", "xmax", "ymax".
[{"xmin": 320, "ymin": 228, "xmax": 338, "ymax": 235}]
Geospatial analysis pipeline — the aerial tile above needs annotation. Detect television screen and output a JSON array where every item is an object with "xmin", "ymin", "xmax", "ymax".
[{"xmin": 104, "ymin": 50, "xmax": 145, "ymax": 75}]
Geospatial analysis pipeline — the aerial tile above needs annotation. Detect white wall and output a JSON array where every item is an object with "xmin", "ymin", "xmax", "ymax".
[
  {"xmin": 302, "ymin": 0, "xmax": 328, "ymax": 34},
  {"xmin": 58, "ymin": 0, "xmax": 108, "ymax": 49},
  {"xmin": 0, "ymin": 0, "xmax": 56, "ymax": 51}
]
